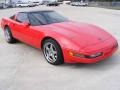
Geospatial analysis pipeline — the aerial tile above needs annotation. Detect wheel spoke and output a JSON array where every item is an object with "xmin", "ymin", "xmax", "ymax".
[
  {"xmin": 53, "ymin": 51, "xmax": 57, "ymax": 54},
  {"xmin": 51, "ymin": 54, "xmax": 56, "ymax": 62},
  {"xmin": 49, "ymin": 44, "xmax": 52, "ymax": 50},
  {"xmin": 46, "ymin": 46, "xmax": 50, "ymax": 50},
  {"xmin": 54, "ymin": 54, "xmax": 57, "ymax": 59}
]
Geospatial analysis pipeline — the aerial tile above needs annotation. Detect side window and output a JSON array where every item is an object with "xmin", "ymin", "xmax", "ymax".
[
  {"xmin": 28, "ymin": 14, "xmax": 42, "ymax": 26},
  {"xmin": 31, "ymin": 13, "xmax": 47, "ymax": 25},
  {"xmin": 16, "ymin": 13, "xmax": 29, "ymax": 23}
]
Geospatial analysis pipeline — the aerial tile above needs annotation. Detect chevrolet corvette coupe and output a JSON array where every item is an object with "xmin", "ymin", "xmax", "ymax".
[{"xmin": 1, "ymin": 10, "xmax": 118, "ymax": 65}]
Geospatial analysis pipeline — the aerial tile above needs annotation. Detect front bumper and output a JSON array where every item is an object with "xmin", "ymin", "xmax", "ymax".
[{"xmin": 62, "ymin": 38, "xmax": 118, "ymax": 63}]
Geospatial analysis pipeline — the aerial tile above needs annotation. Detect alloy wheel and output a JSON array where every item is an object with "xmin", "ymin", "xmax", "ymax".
[{"xmin": 43, "ymin": 42, "xmax": 57, "ymax": 63}]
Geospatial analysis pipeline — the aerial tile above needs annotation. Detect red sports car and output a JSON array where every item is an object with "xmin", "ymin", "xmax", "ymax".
[{"xmin": 1, "ymin": 10, "xmax": 118, "ymax": 65}]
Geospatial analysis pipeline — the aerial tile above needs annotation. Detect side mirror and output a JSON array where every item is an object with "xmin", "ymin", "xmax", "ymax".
[{"xmin": 22, "ymin": 22, "xmax": 30, "ymax": 27}]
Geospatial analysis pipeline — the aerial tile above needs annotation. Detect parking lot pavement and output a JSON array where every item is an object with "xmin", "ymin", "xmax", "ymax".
[{"xmin": 0, "ymin": 5, "xmax": 120, "ymax": 90}]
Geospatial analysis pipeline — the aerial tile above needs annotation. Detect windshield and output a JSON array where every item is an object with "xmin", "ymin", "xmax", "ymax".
[{"xmin": 29, "ymin": 11, "xmax": 68, "ymax": 25}]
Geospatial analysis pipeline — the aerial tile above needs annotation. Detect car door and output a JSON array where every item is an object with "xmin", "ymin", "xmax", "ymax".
[
  {"xmin": 13, "ymin": 12, "xmax": 45, "ymax": 48},
  {"xmin": 27, "ymin": 13, "xmax": 45, "ymax": 48},
  {"xmin": 13, "ymin": 12, "xmax": 37, "ymax": 47}
]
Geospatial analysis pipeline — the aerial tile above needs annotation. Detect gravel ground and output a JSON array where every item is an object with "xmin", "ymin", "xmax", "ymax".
[{"xmin": 0, "ymin": 5, "xmax": 120, "ymax": 90}]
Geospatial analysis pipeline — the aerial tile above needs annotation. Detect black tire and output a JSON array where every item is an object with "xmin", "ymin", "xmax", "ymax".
[
  {"xmin": 43, "ymin": 39, "xmax": 64, "ymax": 65},
  {"xmin": 4, "ymin": 27, "xmax": 16, "ymax": 43}
]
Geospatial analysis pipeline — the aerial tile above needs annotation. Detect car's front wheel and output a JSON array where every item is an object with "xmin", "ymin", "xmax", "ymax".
[
  {"xmin": 43, "ymin": 39, "xmax": 64, "ymax": 65},
  {"xmin": 4, "ymin": 27, "xmax": 16, "ymax": 43}
]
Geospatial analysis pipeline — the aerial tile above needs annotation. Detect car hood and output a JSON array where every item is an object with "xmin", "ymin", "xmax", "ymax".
[{"xmin": 43, "ymin": 21, "xmax": 112, "ymax": 48}]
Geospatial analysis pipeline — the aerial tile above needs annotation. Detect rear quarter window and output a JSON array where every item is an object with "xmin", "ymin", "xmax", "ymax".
[{"xmin": 10, "ymin": 15, "xmax": 15, "ymax": 20}]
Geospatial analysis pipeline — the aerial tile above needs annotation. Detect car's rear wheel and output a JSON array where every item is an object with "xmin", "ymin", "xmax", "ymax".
[
  {"xmin": 4, "ymin": 27, "xmax": 16, "ymax": 43},
  {"xmin": 43, "ymin": 39, "xmax": 64, "ymax": 65}
]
